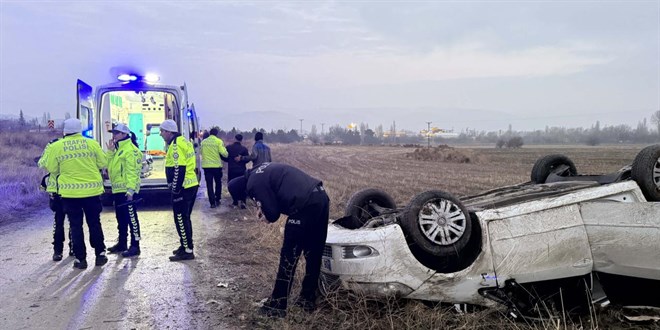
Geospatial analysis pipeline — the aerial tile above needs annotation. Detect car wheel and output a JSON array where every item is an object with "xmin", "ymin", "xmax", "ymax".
[
  {"xmin": 401, "ymin": 190, "xmax": 471, "ymax": 258},
  {"xmin": 345, "ymin": 188, "xmax": 397, "ymax": 227},
  {"xmin": 530, "ymin": 154, "xmax": 577, "ymax": 183},
  {"xmin": 631, "ymin": 144, "xmax": 660, "ymax": 201}
]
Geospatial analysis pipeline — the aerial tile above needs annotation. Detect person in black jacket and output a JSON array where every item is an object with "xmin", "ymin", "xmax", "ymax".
[
  {"xmin": 222, "ymin": 134, "xmax": 250, "ymax": 208},
  {"xmin": 228, "ymin": 163, "xmax": 329, "ymax": 318}
]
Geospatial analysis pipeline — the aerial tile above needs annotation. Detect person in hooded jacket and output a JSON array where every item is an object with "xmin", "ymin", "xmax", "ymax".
[
  {"xmin": 105, "ymin": 123, "xmax": 143, "ymax": 257},
  {"xmin": 228, "ymin": 162, "xmax": 329, "ymax": 318}
]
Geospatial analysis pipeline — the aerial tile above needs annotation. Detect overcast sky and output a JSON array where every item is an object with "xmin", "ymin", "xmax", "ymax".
[{"xmin": 1, "ymin": 1, "xmax": 659, "ymax": 132}]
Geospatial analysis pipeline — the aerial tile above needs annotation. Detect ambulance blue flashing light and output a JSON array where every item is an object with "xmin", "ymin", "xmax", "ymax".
[
  {"xmin": 82, "ymin": 129, "xmax": 93, "ymax": 138},
  {"xmin": 117, "ymin": 73, "xmax": 161, "ymax": 83},
  {"xmin": 117, "ymin": 74, "xmax": 138, "ymax": 82},
  {"xmin": 186, "ymin": 110, "xmax": 192, "ymax": 118}
]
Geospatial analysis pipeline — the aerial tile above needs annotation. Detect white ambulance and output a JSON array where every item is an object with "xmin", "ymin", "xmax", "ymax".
[{"xmin": 76, "ymin": 74, "xmax": 201, "ymax": 202}]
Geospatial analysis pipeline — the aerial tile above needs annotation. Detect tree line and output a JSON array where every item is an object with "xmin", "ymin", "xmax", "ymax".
[{"xmin": 3, "ymin": 110, "xmax": 659, "ymax": 146}]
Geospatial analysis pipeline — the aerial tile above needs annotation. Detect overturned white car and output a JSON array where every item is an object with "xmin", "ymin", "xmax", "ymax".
[{"xmin": 321, "ymin": 144, "xmax": 660, "ymax": 318}]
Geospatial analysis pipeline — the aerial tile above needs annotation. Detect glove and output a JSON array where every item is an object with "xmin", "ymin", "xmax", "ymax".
[{"xmin": 126, "ymin": 189, "xmax": 134, "ymax": 201}]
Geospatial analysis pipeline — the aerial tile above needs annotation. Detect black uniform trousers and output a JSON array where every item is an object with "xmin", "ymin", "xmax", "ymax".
[
  {"xmin": 268, "ymin": 187, "xmax": 330, "ymax": 310},
  {"xmin": 61, "ymin": 196, "xmax": 105, "ymax": 261},
  {"xmin": 172, "ymin": 186, "xmax": 198, "ymax": 250},
  {"xmin": 203, "ymin": 167, "xmax": 223, "ymax": 205},
  {"xmin": 113, "ymin": 193, "xmax": 141, "ymax": 248},
  {"xmin": 227, "ymin": 170, "xmax": 246, "ymax": 205},
  {"xmin": 49, "ymin": 194, "xmax": 71, "ymax": 254}
]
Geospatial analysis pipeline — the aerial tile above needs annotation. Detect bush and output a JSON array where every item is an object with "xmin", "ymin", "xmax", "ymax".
[
  {"xmin": 585, "ymin": 135, "xmax": 600, "ymax": 146},
  {"xmin": 505, "ymin": 136, "xmax": 524, "ymax": 148}
]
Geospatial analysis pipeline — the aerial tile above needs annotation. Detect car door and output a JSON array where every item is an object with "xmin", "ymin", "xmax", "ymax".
[
  {"xmin": 487, "ymin": 205, "xmax": 594, "ymax": 284},
  {"xmin": 76, "ymin": 79, "xmax": 95, "ymax": 138},
  {"xmin": 188, "ymin": 103, "xmax": 202, "ymax": 181},
  {"xmin": 581, "ymin": 201, "xmax": 660, "ymax": 279}
]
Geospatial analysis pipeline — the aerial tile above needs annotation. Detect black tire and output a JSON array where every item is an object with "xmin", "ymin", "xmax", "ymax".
[
  {"xmin": 401, "ymin": 190, "xmax": 471, "ymax": 258},
  {"xmin": 631, "ymin": 144, "xmax": 660, "ymax": 201},
  {"xmin": 345, "ymin": 188, "xmax": 397, "ymax": 228},
  {"xmin": 530, "ymin": 154, "xmax": 577, "ymax": 183}
]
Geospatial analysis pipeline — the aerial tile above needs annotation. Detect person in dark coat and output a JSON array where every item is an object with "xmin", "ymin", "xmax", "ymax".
[
  {"xmin": 222, "ymin": 134, "xmax": 250, "ymax": 208},
  {"xmin": 228, "ymin": 162, "xmax": 329, "ymax": 318},
  {"xmin": 237, "ymin": 132, "xmax": 271, "ymax": 168}
]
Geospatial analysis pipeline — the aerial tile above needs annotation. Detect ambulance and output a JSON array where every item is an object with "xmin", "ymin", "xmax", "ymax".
[{"xmin": 76, "ymin": 73, "xmax": 201, "ymax": 202}]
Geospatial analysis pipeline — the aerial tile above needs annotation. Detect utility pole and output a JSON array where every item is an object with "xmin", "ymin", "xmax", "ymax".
[
  {"xmin": 299, "ymin": 119, "xmax": 304, "ymax": 136},
  {"xmin": 426, "ymin": 121, "xmax": 432, "ymax": 148},
  {"xmin": 321, "ymin": 123, "xmax": 325, "ymax": 136}
]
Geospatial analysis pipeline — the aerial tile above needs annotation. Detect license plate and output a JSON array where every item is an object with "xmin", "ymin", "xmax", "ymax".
[{"xmin": 322, "ymin": 257, "xmax": 332, "ymax": 272}]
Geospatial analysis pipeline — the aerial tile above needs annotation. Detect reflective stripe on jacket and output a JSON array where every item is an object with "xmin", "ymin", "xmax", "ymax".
[
  {"xmin": 44, "ymin": 133, "xmax": 107, "ymax": 198},
  {"xmin": 165, "ymin": 135, "xmax": 199, "ymax": 191},
  {"xmin": 201, "ymin": 135, "xmax": 228, "ymax": 168},
  {"xmin": 38, "ymin": 138, "xmax": 60, "ymax": 193},
  {"xmin": 107, "ymin": 138, "xmax": 143, "ymax": 194}
]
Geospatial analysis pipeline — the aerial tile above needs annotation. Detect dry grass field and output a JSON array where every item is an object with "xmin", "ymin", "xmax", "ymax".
[
  {"xmin": 0, "ymin": 131, "xmax": 55, "ymax": 224},
  {"xmin": 2, "ymin": 134, "xmax": 656, "ymax": 329},
  {"xmin": 274, "ymin": 144, "xmax": 643, "ymax": 217},
  {"xmin": 209, "ymin": 143, "xmax": 656, "ymax": 330}
]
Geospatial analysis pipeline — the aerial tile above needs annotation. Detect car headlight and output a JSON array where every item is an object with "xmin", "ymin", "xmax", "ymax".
[{"xmin": 342, "ymin": 245, "xmax": 379, "ymax": 259}]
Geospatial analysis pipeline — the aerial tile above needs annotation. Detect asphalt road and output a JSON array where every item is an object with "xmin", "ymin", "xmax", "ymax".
[{"xmin": 0, "ymin": 195, "xmax": 233, "ymax": 329}]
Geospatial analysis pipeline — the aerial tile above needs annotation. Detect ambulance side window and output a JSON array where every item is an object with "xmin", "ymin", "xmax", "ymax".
[{"xmin": 80, "ymin": 105, "xmax": 93, "ymax": 137}]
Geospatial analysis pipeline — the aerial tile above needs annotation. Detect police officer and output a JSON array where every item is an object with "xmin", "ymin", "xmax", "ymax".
[
  {"xmin": 38, "ymin": 138, "xmax": 72, "ymax": 261},
  {"xmin": 228, "ymin": 162, "xmax": 329, "ymax": 318},
  {"xmin": 160, "ymin": 119, "xmax": 199, "ymax": 261},
  {"xmin": 105, "ymin": 123, "xmax": 143, "ymax": 257},
  {"xmin": 200, "ymin": 127, "xmax": 228, "ymax": 208},
  {"xmin": 44, "ymin": 118, "xmax": 108, "ymax": 269}
]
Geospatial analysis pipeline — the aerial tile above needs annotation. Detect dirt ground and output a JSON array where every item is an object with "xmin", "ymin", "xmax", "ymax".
[{"xmin": 0, "ymin": 198, "xmax": 249, "ymax": 329}]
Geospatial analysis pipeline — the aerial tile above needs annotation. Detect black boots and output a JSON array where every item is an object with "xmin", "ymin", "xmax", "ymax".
[
  {"xmin": 73, "ymin": 259, "xmax": 88, "ymax": 269},
  {"xmin": 95, "ymin": 254, "xmax": 108, "ymax": 266},
  {"xmin": 72, "ymin": 254, "xmax": 107, "ymax": 269},
  {"xmin": 107, "ymin": 243, "xmax": 127, "ymax": 254},
  {"xmin": 294, "ymin": 296, "xmax": 317, "ymax": 312},
  {"xmin": 169, "ymin": 248, "xmax": 195, "ymax": 261},
  {"xmin": 121, "ymin": 245, "xmax": 141, "ymax": 257},
  {"xmin": 258, "ymin": 305, "xmax": 286, "ymax": 318},
  {"xmin": 172, "ymin": 246, "xmax": 185, "ymax": 255}
]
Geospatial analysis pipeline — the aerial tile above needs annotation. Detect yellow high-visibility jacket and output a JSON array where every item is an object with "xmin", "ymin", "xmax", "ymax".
[
  {"xmin": 38, "ymin": 138, "xmax": 60, "ymax": 193},
  {"xmin": 107, "ymin": 138, "xmax": 142, "ymax": 194},
  {"xmin": 165, "ymin": 134, "xmax": 198, "ymax": 193},
  {"xmin": 201, "ymin": 135, "xmax": 228, "ymax": 169},
  {"xmin": 44, "ymin": 133, "xmax": 107, "ymax": 198}
]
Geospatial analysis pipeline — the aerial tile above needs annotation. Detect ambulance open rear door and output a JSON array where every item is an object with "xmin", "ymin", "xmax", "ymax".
[{"xmin": 76, "ymin": 79, "xmax": 95, "ymax": 138}]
